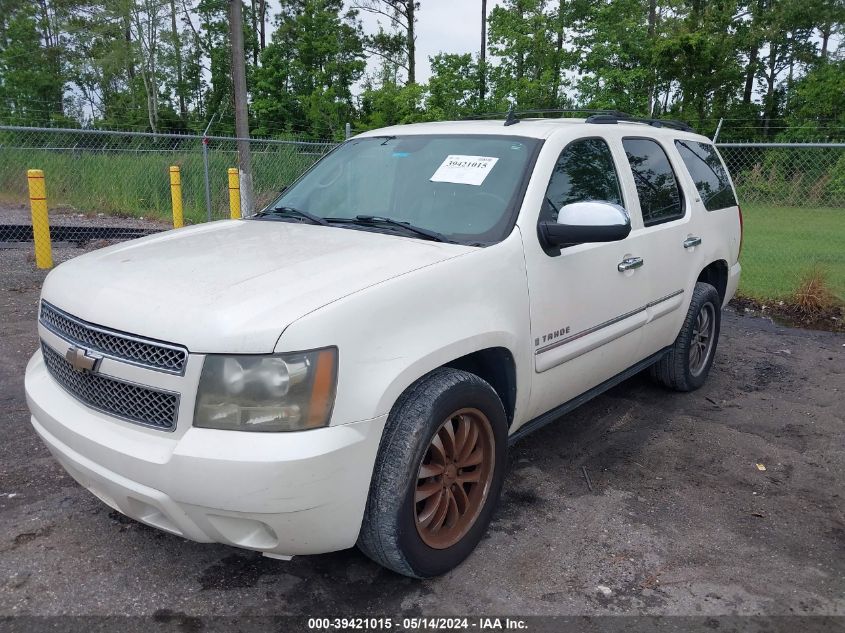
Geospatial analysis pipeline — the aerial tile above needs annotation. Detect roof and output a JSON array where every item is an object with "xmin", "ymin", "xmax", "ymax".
[{"xmin": 356, "ymin": 118, "xmax": 712, "ymax": 143}]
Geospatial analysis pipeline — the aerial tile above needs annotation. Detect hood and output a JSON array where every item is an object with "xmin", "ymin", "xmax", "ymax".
[{"xmin": 40, "ymin": 220, "xmax": 474, "ymax": 352}]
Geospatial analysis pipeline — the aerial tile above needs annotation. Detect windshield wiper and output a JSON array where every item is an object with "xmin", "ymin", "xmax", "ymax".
[
  {"xmin": 255, "ymin": 207, "xmax": 454, "ymax": 243},
  {"xmin": 255, "ymin": 205, "xmax": 330, "ymax": 226},
  {"xmin": 343, "ymin": 215, "xmax": 454, "ymax": 243}
]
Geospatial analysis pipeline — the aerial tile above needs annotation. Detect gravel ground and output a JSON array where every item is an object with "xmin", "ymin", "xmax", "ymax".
[
  {"xmin": 2, "ymin": 201, "xmax": 171, "ymax": 229},
  {"xmin": 0, "ymin": 235, "xmax": 843, "ymax": 625}
]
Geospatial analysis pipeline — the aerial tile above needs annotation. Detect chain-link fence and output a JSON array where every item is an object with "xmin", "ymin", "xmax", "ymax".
[
  {"xmin": 0, "ymin": 126, "xmax": 843, "ymax": 301},
  {"xmin": 716, "ymin": 142, "xmax": 845, "ymax": 301},
  {"xmin": 0, "ymin": 125, "xmax": 336, "ymax": 241},
  {"xmin": 718, "ymin": 142, "xmax": 845, "ymax": 208}
]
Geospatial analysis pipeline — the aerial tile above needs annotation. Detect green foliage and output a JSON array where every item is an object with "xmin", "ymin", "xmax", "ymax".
[
  {"xmin": 0, "ymin": 131, "xmax": 321, "ymax": 223},
  {"xmin": 739, "ymin": 204, "xmax": 845, "ymax": 300},
  {"xmin": 358, "ymin": 71, "xmax": 427, "ymax": 128},
  {"xmin": 487, "ymin": 0, "xmax": 563, "ymax": 109},
  {"xmin": 252, "ymin": 0, "xmax": 365, "ymax": 139},
  {"xmin": 0, "ymin": 1, "xmax": 65, "ymax": 125},
  {"xmin": 783, "ymin": 60, "xmax": 845, "ymax": 141},
  {"xmin": 728, "ymin": 145, "xmax": 845, "ymax": 206},
  {"xmin": 427, "ymin": 54, "xmax": 482, "ymax": 119},
  {"xmin": 0, "ymin": 1, "xmax": 841, "ymax": 140},
  {"xmin": 571, "ymin": 0, "xmax": 654, "ymax": 113}
]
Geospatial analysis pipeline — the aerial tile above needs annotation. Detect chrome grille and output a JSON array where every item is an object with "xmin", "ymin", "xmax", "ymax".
[
  {"xmin": 41, "ymin": 343, "xmax": 179, "ymax": 431},
  {"xmin": 40, "ymin": 301, "xmax": 187, "ymax": 374}
]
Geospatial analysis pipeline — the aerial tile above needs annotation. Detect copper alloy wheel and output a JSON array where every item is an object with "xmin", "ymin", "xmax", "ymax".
[{"xmin": 414, "ymin": 408, "xmax": 496, "ymax": 550}]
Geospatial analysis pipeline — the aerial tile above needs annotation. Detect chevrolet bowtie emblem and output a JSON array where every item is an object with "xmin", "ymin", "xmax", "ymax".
[{"xmin": 65, "ymin": 346, "xmax": 102, "ymax": 373}]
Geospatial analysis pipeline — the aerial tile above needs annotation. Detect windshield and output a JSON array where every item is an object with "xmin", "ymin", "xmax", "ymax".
[{"xmin": 263, "ymin": 134, "xmax": 541, "ymax": 244}]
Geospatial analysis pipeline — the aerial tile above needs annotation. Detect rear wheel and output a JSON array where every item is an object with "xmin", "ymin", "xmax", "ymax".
[
  {"xmin": 651, "ymin": 282, "xmax": 721, "ymax": 392},
  {"xmin": 358, "ymin": 368, "xmax": 507, "ymax": 578}
]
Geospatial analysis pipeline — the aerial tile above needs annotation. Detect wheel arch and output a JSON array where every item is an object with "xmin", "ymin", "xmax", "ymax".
[
  {"xmin": 375, "ymin": 338, "xmax": 523, "ymax": 429},
  {"xmin": 697, "ymin": 259, "xmax": 729, "ymax": 306},
  {"xmin": 442, "ymin": 347, "xmax": 518, "ymax": 426}
]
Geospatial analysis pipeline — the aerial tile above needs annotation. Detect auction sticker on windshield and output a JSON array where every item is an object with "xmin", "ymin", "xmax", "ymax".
[{"xmin": 430, "ymin": 155, "xmax": 499, "ymax": 186}]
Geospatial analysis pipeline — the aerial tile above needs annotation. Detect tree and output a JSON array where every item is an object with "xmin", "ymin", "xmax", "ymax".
[
  {"xmin": 487, "ymin": 0, "xmax": 561, "ymax": 110},
  {"xmin": 353, "ymin": 1, "xmax": 419, "ymax": 84},
  {"xmin": 783, "ymin": 60, "xmax": 845, "ymax": 141},
  {"xmin": 358, "ymin": 67, "xmax": 426, "ymax": 128},
  {"xmin": 653, "ymin": 1, "xmax": 743, "ymax": 125},
  {"xmin": 0, "ymin": 0, "xmax": 66, "ymax": 124},
  {"xmin": 252, "ymin": 0, "xmax": 366, "ymax": 138},
  {"xmin": 571, "ymin": 0, "xmax": 656, "ymax": 114},
  {"xmin": 428, "ymin": 53, "xmax": 481, "ymax": 118},
  {"xmin": 480, "ymin": 0, "xmax": 487, "ymax": 102}
]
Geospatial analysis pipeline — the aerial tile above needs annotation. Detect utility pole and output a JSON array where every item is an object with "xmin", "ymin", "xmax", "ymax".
[
  {"xmin": 480, "ymin": 0, "xmax": 487, "ymax": 104},
  {"xmin": 229, "ymin": 0, "xmax": 254, "ymax": 215}
]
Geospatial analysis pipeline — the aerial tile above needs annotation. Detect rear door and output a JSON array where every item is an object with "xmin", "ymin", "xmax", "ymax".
[{"xmin": 619, "ymin": 137, "xmax": 697, "ymax": 354}]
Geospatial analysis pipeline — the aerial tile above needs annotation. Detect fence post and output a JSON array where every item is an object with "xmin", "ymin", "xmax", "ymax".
[
  {"xmin": 169, "ymin": 166, "xmax": 184, "ymax": 228},
  {"xmin": 26, "ymin": 169, "xmax": 53, "ymax": 269},
  {"xmin": 345, "ymin": 122, "xmax": 351, "ymax": 140},
  {"xmin": 228, "ymin": 168, "xmax": 241, "ymax": 219},
  {"xmin": 713, "ymin": 117, "xmax": 724, "ymax": 143},
  {"xmin": 202, "ymin": 136, "xmax": 212, "ymax": 223}
]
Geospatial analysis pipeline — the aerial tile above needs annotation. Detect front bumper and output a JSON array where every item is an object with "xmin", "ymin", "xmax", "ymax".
[{"xmin": 25, "ymin": 350, "xmax": 387, "ymax": 556}]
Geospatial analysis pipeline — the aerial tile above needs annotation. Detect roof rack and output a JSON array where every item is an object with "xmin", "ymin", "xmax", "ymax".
[
  {"xmin": 464, "ymin": 107, "xmax": 695, "ymax": 133},
  {"xmin": 466, "ymin": 108, "xmax": 626, "ymax": 123},
  {"xmin": 585, "ymin": 113, "xmax": 694, "ymax": 132}
]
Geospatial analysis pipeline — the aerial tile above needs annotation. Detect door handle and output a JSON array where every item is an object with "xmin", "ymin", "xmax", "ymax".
[
  {"xmin": 618, "ymin": 256, "xmax": 644, "ymax": 272},
  {"xmin": 683, "ymin": 236, "xmax": 702, "ymax": 249}
]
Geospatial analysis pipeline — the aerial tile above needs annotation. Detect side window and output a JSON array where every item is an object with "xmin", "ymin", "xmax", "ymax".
[
  {"xmin": 622, "ymin": 138, "xmax": 684, "ymax": 226},
  {"xmin": 674, "ymin": 140, "xmax": 737, "ymax": 211},
  {"xmin": 541, "ymin": 138, "xmax": 623, "ymax": 222}
]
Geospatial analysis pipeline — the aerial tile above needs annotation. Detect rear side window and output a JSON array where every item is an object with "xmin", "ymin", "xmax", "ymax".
[
  {"xmin": 541, "ymin": 138, "xmax": 623, "ymax": 222},
  {"xmin": 674, "ymin": 140, "xmax": 737, "ymax": 211},
  {"xmin": 622, "ymin": 138, "xmax": 684, "ymax": 226}
]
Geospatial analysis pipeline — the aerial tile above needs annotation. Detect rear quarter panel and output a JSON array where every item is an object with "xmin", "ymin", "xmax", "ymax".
[{"xmin": 672, "ymin": 135, "xmax": 742, "ymax": 293}]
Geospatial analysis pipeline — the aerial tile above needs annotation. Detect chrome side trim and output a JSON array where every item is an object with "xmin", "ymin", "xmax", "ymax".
[
  {"xmin": 646, "ymin": 288, "xmax": 685, "ymax": 308},
  {"xmin": 534, "ymin": 289, "xmax": 684, "ymax": 356}
]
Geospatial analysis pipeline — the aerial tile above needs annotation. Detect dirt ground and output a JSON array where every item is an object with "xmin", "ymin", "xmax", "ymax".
[{"xmin": 0, "ymin": 237, "xmax": 843, "ymax": 625}]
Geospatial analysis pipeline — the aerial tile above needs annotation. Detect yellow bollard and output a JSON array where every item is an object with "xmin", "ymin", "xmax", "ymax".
[
  {"xmin": 26, "ymin": 169, "xmax": 53, "ymax": 269},
  {"xmin": 169, "ymin": 166, "xmax": 184, "ymax": 228},
  {"xmin": 227, "ymin": 168, "xmax": 241, "ymax": 219}
]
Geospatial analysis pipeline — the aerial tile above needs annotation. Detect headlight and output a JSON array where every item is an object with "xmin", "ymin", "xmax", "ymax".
[{"xmin": 193, "ymin": 348, "xmax": 337, "ymax": 432}]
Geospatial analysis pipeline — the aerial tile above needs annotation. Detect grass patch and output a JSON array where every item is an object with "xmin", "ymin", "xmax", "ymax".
[
  {"xmin": 739, "ymin": 204, "xmax": 845, "ymax": 301},
  {"xmin": 0, "ymin": 144, "xmax": 323, "ymax": 224}
]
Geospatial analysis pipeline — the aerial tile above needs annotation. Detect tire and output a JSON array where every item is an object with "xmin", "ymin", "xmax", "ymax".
[
  {"xmin": 357, "ymin": 368, "xmax": 508, "ymax": 578},
  {"xmin": 650, "ymin": 281, "xmax": 721, "ymax": 392}
]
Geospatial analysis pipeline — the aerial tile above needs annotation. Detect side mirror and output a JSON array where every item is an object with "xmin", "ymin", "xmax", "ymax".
[{"xmin": 539, "ymin": 201, "xmax": 631, "ymax": 252}]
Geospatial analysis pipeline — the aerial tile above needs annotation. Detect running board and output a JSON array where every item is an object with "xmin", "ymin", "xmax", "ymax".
[{"xmin": 508, "ymin": 347, "xmax": 671, "ymax": 445}]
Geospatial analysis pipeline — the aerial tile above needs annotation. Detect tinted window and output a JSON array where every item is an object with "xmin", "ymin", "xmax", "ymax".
[
  {"xmin": 541, "ymin": 138, "xmax": 623, "ymax": 222},
  {"xmin": 622, "ymin": 138, "xmax": 684, "ymax": 226},
  {"xmin": 675, "ymin": 140, "xmax": 737, "ymax": 211}
]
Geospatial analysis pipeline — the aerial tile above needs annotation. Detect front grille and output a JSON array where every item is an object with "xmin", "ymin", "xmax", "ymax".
[
  {"xmin": 40, "ymin": 301, "xmax": 187, "ymax": 374},
  {"xmin": 41, "ymin": 343, "xmax": 179, "ymax": 431}
]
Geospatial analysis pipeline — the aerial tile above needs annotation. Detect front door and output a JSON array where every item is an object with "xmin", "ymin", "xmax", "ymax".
[{"xmin": 520, "ymin": 136, "xmax": 652, "ymax": 422}]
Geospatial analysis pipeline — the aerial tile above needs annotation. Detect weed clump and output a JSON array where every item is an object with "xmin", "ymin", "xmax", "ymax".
[{"xmin": 791, "ymin": 266, "xmax": 839, "ymax": 318}]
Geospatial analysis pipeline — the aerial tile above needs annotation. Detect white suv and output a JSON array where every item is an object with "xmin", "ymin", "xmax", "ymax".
[{"xmin": 25, "ymin": 113, "xmax": 742, "ymax": 578}]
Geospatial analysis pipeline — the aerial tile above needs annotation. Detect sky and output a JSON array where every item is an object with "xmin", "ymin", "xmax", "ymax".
[{"xmin": 350, "ymin": 1, "xmax": 507, "ymax": 84}]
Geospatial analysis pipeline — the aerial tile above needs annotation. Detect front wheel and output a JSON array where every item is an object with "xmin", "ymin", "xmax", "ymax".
[
  {"xmin": 357, "ymin": 368, "xmax": 507, "ymax": 578},
  {"xmin": 650, "ymin": 281, "xmax": 722, "ymax": 392}
]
